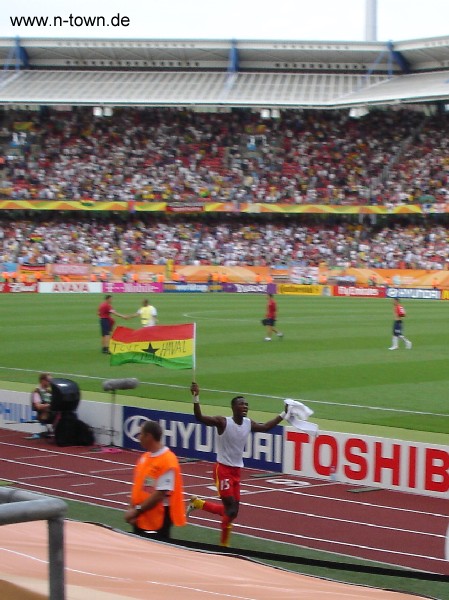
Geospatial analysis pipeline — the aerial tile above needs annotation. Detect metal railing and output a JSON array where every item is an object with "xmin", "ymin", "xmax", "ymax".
[{"xmin": 0, "ymin": 487, "xmax": 67, "ymax": 600}]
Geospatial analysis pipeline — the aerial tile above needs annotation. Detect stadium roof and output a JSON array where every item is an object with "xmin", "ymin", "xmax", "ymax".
[{"xmin": 1, "ymin": 36, "xmax": 449, "ymax": 108}]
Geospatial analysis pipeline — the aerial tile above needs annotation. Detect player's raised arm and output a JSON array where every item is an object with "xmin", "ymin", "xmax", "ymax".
[
  {"xmin": 251, "ymin": 404, "xmax": 288, "ymax": 433},
  {"xmin": 190, "ymin": 382, "xmax": 226, "ymax": 430}
]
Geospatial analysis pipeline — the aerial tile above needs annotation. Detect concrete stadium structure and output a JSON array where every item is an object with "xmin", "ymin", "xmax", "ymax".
[{"xmin": 1, "ymin": 35, "xmax": 449, "ymax": 109}]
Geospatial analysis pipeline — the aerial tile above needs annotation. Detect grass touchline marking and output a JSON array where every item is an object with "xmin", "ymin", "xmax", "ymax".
[{"xmin": 1, "ymin": 365, "xmax": 446, "ymax": 417}]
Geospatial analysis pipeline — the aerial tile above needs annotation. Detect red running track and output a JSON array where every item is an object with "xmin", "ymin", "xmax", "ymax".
[{"xmin": 0, "ymin": 429, "xmax": 448, "ymax": 575}]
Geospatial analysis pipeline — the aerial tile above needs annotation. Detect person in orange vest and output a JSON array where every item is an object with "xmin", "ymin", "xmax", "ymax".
[
  {"xmin": 255, "ymin": 273, "xmax": 262, "ymax": 284},
  {"xmin": 19, "ymin": 273, "xmax": 27, "ymax": 284},
  {"xmin": 100, "ymin": 271, "xmax": 108, "ymax": 283},
  {"xmin": 157, "ymin": 272, "xmax": 164, "ymax": 283},
  {"xmin": 132, "ymin": 272, "xmax": 139, "ymax": 284},
  {"xmin": 125, "ymin": 420, "xmax": 186, "ymax": 541},
  {"xmin": 1, "ymin": 271, "xmax": 8, "ymax": 282},
  {"xmin": 90, "ymin": 273, "xmax": 97, "ymax": 282}
]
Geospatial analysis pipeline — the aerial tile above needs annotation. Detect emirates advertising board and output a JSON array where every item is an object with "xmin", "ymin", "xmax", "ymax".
[{"xmin": 0, "ymin": 282, "xmax": 38, "ymax": 293}]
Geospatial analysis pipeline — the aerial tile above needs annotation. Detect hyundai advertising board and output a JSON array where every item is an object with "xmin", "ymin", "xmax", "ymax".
[{"xmin": 123, "ymin": 406, "xmax": 283, "ymax": 472}]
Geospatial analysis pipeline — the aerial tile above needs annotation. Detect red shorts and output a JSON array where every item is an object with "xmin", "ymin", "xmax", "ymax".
[{"xmin": 214, "ymin": 463, "xmax": 241, "ymax": 500}]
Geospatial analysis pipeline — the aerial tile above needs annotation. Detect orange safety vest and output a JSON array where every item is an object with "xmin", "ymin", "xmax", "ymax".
[{"xmin": 131, "ymin": 448, "xmax": 186, "ymax": 531}]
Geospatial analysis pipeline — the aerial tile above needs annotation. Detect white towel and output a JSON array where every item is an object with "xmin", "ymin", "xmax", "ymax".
[{"xmin": 284, "ymin": 399, "xmax": 319, "ymax": 435}]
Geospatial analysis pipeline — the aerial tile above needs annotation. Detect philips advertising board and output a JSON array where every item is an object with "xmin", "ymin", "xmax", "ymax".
[{"xmin": 123, "ymin": 406, "xmax": 283, "ymax": 472}]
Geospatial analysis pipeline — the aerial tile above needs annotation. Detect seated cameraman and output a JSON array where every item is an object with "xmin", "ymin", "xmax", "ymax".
[{"xmin": 31, "ymin": 373, "xmax": 54, "ymax": 425}]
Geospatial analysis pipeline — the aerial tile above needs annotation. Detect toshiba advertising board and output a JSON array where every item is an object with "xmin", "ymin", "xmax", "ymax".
[{"xmin": 283, "ymin": 429, "xmax": 449, "ymax": 499}]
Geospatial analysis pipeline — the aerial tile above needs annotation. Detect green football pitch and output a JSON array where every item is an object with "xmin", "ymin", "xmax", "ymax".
[
  {"xmin": 1, "ymin": 292, "xmax": 448, "ymax": 438},
  {"xmin": 2, "ymin": 291, "xmax": 449, "ymax": 598}
]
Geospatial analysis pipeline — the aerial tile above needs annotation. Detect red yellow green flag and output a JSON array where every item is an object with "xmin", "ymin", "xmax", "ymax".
[{"xmin": 109, "ymin": 323, "xmax": 195, "ymax": 369}]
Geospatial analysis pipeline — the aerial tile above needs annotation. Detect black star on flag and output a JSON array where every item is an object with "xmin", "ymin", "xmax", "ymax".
[{"xmin": 143, "ymin": 343, "xmax": 157, "ymax": 355}]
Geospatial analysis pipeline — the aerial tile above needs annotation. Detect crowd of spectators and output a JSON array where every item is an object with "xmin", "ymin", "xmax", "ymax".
[
  {"xmin": 1, "ymin": 215, "xmax": 449, "ymax": 271},
  {"xmin": 1, "ymin": 106, "xmax": 449, "ymax": 206},
  {"xmin": 2, "ymin": 106, "xmax": 449, "ymax": 272}
]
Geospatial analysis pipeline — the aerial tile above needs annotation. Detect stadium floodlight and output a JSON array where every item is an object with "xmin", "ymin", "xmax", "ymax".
[
  {"xmin": 271, "ymin": 108, "xmax": 281, "ymax": 119},
  {"xmin": 93, "ymin": 106, "xmax": 103, "ymax": 117},
  {"xmin": 260, "ymin": 108, "xmax": 271, "ymax": 119},
  {"xmin": 103, "ymin": 107, "xmax": 113, "ymax": 117}
]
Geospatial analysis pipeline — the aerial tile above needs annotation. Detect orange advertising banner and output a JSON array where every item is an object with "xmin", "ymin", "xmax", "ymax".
[
  {"xmin": 320, "ymin": 267, "xmax": 449, "ymax": 288},
  {"xmin": 2, "ymin": 200, "xmax": 449, "ymax": 214},
  {"xmin": 28, "ymin": 263, "xmax": 449, "ymax": 286}
]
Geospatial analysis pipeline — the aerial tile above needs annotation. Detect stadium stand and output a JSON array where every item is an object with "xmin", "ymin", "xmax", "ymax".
[
  {"xmin": 1, "ymin": 215, "xmax": 449, "ymax": 271},
  {"xmin": 1, "ymin": 105, "xmax": 449, "ymax": 206},
  {"xmin": 1, "ymin": 37, "xmax": 449, "ymax": 276}
]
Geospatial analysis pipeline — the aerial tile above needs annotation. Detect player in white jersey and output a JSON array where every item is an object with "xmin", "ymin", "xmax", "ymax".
[
  {"xmin": 187, "ymin": 382, "xmax": 287, "ymax": 547},
  {"xmin": 127, "ymin": 298, "xmax": 158, "ymax": 327}
]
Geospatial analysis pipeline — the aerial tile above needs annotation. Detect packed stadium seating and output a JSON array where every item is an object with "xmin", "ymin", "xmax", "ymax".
[
  {"xmin": 1, "ymin": 106, "xmax": 449, "ymax": 272},
  {"xmin": 1, "ymin": 106, "xmax": 449, "ymax": 206},
  {"xmin": 1, "ymin": 215, "xmax": 448, "ymax": 270}
]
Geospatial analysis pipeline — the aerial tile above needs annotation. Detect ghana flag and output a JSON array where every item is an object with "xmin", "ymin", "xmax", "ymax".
[{"xmin": 110, "ymin": 323, "xmax": 195, "ymax": 369}]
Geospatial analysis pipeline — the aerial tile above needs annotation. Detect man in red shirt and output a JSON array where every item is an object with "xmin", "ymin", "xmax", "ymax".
[
  {"xmin": 389, "ymin": 298, "xmax": 412, "ymax": 350},
  {"xmin": 263, "ymin": 293, "xmax": 283, "ymax": 341},
  {"xmin": 98, "ymin": 294, "xmax": 126, "ymax": 354}
]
